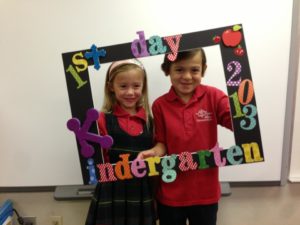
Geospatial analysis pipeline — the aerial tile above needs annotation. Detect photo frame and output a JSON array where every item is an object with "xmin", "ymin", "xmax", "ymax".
[{"xmin": 62, "ymin": 24, "xmax": 264, "ymax": 184}]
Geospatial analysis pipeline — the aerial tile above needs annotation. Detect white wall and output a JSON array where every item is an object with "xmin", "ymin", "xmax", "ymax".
[{"xmin": 0, "ymin": 0, "xmax": 295, "ymax": 186}]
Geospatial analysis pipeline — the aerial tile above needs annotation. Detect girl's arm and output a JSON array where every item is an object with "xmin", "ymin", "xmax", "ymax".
[
  {"xmin": 137, "ymin": 142, "xmax": 166, "ymax": 159},
  {"xmin": 97, "ymin": 112, "xmax": 110, "ymax": 163}
]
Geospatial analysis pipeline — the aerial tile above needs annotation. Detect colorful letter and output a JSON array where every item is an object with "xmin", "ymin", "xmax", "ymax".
[
  {"xmin": 163, "ymin": 34, "xmax": 182, "ymax": 61},
  {"xmin": 97, "ymin": 163, "xmax": 117, "ymax": 182},
  {"xmin": 178, "ymin": 152, "xmax": 197, "ymax": 171},
  {"xmin": 131, "ymin": 31, "xmax": 150, "ymax": 57},
  {"xmin": 66, "ymin": 64, "xmax": 87, "ymax": 89},
  {"xmin": 87, "ymin": 158, "xmax": 97, "ymax": 184},
  {"xmin": 114, "ymin": 154, "xmax": 133, "ymax": 180},
  {"xmin": 148, "ymin": 35, "xmax": 167, "ymax": 55},
  {"xmin": 242, "ymin": 142, "xmax": 264, "ymax": 163},
  {"xmin": 161, "ymin": 155, "xmax": 177, "ymax": 183},
  {"xmin": 84, "ymin": 44, "xmax": 106, "ymax": 70},
  {"xmin": 197, "ymin": 150, "xmax": 211, "ymax": 169},
  {"xmin": 72, "ymin": 52, "xmax": 88, "ymax": 73},
  {"xmin": 144, "ymin": 156, "xmax": 161, "ymax": 176},
  {"xmin": 210, "ymin": 143, "xmax": 226, "ymax": 166},
  {"xmin": 131, "ymin": 158, "xmax": 147, "ymax": 178},
  {"xmin": 226, "ymin": 145, "xmax": 243, "ymax": 165}
]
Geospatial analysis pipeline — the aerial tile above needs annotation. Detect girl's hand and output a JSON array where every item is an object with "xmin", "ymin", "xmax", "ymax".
[{"xmin": 137, "ymin": 150, "xmax": 156, "ymax": 160}]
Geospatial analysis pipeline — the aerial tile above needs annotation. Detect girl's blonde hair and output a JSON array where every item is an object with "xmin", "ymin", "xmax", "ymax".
[{"xmin": 101, "ymin": 59, "xmax": 152, "ymax": 127}]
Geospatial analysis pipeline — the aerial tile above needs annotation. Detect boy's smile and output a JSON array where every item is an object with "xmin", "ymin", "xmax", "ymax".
[{"xmin": 169, "ymin": 52, "xmax": 206, "ymax": 103}]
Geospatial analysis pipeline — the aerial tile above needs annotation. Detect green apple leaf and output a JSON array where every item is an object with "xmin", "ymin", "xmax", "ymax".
[{"xmin": 233, "ymin": 25, "xmax": 242, "ymax": 31}]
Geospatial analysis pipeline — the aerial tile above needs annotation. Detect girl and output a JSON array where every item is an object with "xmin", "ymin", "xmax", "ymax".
[
  {"xmin": 86, "ymin": 59, "xmax": 156, "ymax": 225},
  {"xmin": 138, "ymin": 49, "xmax": 233, "ymax": 225}
]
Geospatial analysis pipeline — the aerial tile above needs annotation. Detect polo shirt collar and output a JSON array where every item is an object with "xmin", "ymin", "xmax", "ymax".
[
  {"xmin": 166, "ymin": 85, "xmax": 206, "ymax": 103},
  {"xmin": 113, "ymin": 104, "xmax": 146, "ymax": 122}
]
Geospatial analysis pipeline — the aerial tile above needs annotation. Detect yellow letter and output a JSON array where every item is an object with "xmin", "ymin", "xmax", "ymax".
[
  {"xmin": 72, "ymin": 52, "xmax": 88, "ymax": 72},
  {"xmin": 242, "ymin": 142, "xmax": 264, "ymax": 163},
  {"xmin": 145, "ymin": 156, "xmax": 161, "ymax": 176}
]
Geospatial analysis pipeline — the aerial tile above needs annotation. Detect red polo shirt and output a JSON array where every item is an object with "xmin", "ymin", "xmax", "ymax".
[
  {"xmin": 153, "ymin": 84, "xmax": 232, "ymax": 206},
  {"xmin": 97, "ymin": 104, "xmax": 147, "ymax": 162}
]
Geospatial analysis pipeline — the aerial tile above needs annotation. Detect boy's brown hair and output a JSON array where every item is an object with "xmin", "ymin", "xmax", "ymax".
[{"xmin": 161, "ymin": 48, "xmax": 207, "ymax": 77}]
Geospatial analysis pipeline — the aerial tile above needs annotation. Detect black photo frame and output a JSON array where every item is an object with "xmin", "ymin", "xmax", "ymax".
[{"xmin": 62, "ymin": 24, "xmax": 264, "ymax": 184}]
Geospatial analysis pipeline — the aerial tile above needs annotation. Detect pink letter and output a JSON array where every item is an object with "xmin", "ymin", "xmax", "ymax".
[
  {"xmin": 163, "ymin": 34, "xmax": 182, "ymax": 61},
  {"xmin": 131, "ymin": 158, "xmax": 147, "ymax": 178},
  {"xmin": 210, "ymin": 143, "xmax": 226, "ymax": 166},
  {"xmin": 97, "ymin": 163, "xmax": 117, "ymax": 182},
  {"xmin": 178, "ymin": 152, "xmax": 197, "ymax": 171}
]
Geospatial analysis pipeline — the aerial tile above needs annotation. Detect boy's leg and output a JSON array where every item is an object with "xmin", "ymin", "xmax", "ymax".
[
  {"xmin": 187, "ymin": 203, "xmax": 218, "ymax": 225},
  {"xmin": 157, "ymin": 202, "xmax": 187, "ymax": 225}
]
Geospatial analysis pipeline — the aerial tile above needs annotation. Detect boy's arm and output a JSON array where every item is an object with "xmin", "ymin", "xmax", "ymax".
[
  {"xmin": 217, "ymin": 93, "xmax": 233, "ymax": 131},
  {"xmin": 137, "ymin": 142, "xmax": 166, "ymax": 159}
]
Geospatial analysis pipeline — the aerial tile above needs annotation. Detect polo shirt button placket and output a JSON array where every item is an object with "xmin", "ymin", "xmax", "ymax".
[{"xmin": 184, "ymin": 109, "xmax": 194, "ymax": 132}]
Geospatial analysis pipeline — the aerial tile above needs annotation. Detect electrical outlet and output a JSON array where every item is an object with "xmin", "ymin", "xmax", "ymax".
[
  {"xmin": 50, "ymin": 216, "xmax": 63, "ymax": 225},
  {"xmin": 22, "ymin": 216, "xmax": 36, "ymax": 225}
]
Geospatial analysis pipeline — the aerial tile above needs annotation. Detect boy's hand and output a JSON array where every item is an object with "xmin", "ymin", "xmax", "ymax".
[
  {"xmin": 137, "ymin": 142, "xmax": 167, "ymax": 160},
  {"xmin": 137, "ymin": 150, "xmax": 156, "ymax": 160}
]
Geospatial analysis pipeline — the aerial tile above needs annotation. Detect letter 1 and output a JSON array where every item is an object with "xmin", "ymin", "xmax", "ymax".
[{"xmin": 66, "ymin": 64, "xmax": 87, "ymax": 89}]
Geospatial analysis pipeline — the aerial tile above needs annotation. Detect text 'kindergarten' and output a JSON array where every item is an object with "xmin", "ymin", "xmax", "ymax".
[{"xmin": 97, "ymin": 142, "xmax": 263, "ymax": 183}]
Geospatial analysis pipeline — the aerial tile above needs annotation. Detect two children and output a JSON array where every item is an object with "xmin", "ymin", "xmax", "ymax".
[{"xmin": 87, "ymin": 48, "xmax": 232, "ymax": 225}]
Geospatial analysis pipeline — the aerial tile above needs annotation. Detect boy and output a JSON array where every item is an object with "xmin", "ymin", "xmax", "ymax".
[{"xmin": 138, "ymin": 49, "xmax": 232, "ymax": 225}]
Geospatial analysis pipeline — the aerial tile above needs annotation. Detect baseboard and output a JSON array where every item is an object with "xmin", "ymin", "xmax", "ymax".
[
  {"xmin": 229, "ymin": 181, "xmax": 281, "ymax": 187},
  {"xmin": 289, "ymin": 176, "xmax": 300, "ymax": 182}
]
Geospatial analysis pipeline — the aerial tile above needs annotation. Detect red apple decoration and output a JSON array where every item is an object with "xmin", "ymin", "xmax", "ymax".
[
  {"xmin": 234, "ymin": 45, "xmax": 245, "ymax": 56},
  {"xmin": 222, "ymin": 26, "xmax": 242, "ymax": 47},
  {"xmin": 213, "ymin": 35, "xmax": 221, "ymax": 44}
]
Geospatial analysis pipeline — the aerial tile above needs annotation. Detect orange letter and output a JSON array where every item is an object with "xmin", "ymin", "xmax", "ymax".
[{"xmin": 115, "ymin": 154, "xmax": 133, "ymax": 180}]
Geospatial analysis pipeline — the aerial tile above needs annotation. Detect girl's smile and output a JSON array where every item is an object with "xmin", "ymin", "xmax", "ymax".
[{"xmin": 110, "ymin": 68, "xmax": 144, "ymax": 114}]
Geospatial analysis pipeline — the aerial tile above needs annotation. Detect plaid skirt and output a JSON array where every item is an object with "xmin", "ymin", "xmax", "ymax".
[{"xmin": 85, "ymin": 177, "xmax": 156, "ymax": 225}]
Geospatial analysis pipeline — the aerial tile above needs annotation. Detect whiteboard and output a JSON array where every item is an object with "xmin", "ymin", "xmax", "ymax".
[{"xmin": 0, "ymin": 0, "xmax": 294, "ymax": 186}]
